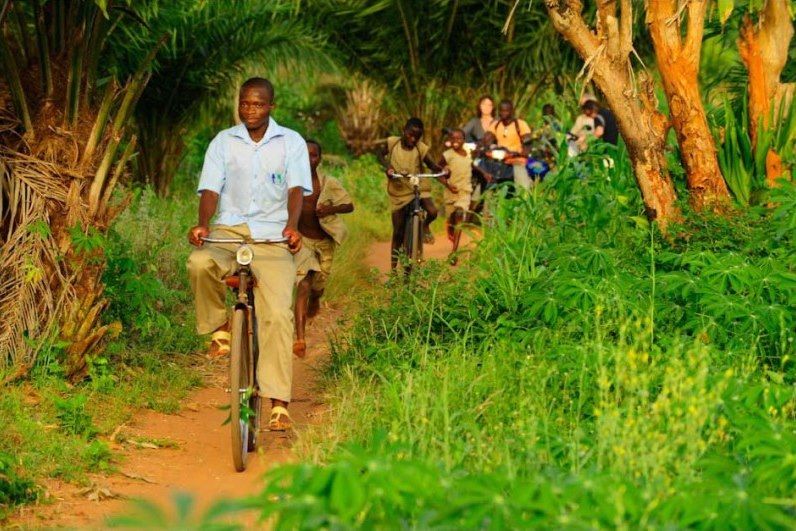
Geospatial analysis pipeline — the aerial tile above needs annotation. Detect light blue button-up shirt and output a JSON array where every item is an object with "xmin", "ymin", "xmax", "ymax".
[{"xmin": 197, "ymin": 119, "xmax": 313, "ymax": 240}]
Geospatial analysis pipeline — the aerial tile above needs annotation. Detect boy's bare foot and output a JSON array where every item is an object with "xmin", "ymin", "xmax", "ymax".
[
  {"xmin": 292, "ymin": 339, "xmax": 307, "ymax": 358},
  {"xmin": 423, "ymin": 231, "xmax": 435, "ymax": 245},
  {"xmin": 307, "ymin": 290, "xmax": 323, "ymax": 318}
]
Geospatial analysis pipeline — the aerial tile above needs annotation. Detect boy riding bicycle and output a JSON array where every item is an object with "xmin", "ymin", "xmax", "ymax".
[
  {"xmin": 383, "ymin": 117, "xmax": 454, "ymax": 270},
  {"xmin": 186, "ymin": 77, "xmax": 311, "ymax": 432}
]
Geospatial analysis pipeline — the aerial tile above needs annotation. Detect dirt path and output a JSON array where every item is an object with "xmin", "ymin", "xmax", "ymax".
[
  {"xmin": 10, "ymin": 230, "xmax": 472, "ymax": 528},
  {"xmin": 365, "ymin": 230, "xmax": 474, "ymax": 274},
  {"xmin": 10, "ymin": 309, "xmax": 338, "ymax": 529}
]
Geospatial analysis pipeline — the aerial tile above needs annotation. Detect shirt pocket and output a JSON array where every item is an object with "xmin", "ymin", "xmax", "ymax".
[{"xmin": 255, "ymin": 148, "xmax": 288, "ymax": 203}]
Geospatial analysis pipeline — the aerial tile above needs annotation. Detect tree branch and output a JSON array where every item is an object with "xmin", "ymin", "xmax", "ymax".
[
  {"xmin": 544, "ymin": 0, "xmax": 600, "ymax": 60},
  {"xmin": 684, "ymin": 0, "xmax": 707, "ymax": 61},
  {"xmin": 619, "ymin": 0, "xmax": 633, "ymax": 58}
]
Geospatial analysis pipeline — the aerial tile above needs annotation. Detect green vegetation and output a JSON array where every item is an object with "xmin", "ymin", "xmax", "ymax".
[
  {"xmin": 0, "ymin": 183, "xmax": 203, "ymax": 510},
  {"xmin": 253, "ymin": 144, "xmax": 796, "ymax": 528},
  {"xmin": 2, "ymin": 0, "xmax": 795, "ymax": 526}
]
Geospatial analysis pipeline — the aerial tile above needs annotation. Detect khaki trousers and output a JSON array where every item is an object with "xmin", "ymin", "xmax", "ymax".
[{"xmin": 187, "ymin": 224, "xmax": 295, "ymax": 402}]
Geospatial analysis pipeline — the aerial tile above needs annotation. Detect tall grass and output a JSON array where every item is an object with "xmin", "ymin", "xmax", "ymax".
[{"xmin": 258, "ymin": 142, "xmax": 796, "ymax": 527}]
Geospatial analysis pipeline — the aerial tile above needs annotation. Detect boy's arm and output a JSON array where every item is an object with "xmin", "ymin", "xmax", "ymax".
[
  {"xmin": 188, "ymin": 190, "xmax": 219, "ymax": 246},
  {"xmin": 316, "ymin": 178, "xmax": 355, "ymax": 217},
  {"xmin": 188, "ymin": 134, "xmax": 225, "ymax": 246},
  {"xmin": 380, "ymin": 142, "xmax": 396, "ymax": 177},
  {"xmin": 427, "ymin": 154, "xmax": 456, "ymax": 192},
  {"xmin": 284, "ymin": 187, "xmax": 303, "ymax": 253}
]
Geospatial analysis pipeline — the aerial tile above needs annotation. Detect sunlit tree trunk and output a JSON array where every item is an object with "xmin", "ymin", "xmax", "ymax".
[
  {"xmin": 738, "ymin": 0, "xmax": 794, "ymax": 185},
  {"xmin": 544, "ymin": 0, "xmax": 680, "ymax": 228},
  {"xmin": 647, "ymin": 0, "xmax": 730, "ymax": 209}
]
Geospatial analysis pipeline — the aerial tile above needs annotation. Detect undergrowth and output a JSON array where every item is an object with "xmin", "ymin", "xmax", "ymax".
[{"xmin": 263, "ymin": 142, "xmax": 796, "ymax": 528}]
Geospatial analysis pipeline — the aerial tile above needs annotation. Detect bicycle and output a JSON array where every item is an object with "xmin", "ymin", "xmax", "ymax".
[
  {"xmin": 201, "ymin": 236, "xmax": 286, "ymax": 472},
  {"xmin": 387, "ymin": 170, "xmax": 446, "ymax": 270}
]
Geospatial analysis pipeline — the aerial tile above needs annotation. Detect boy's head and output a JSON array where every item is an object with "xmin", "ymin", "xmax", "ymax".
[
  {"xmin": 581, "ymin": 100, "xmax": 599, "ymax": 118},
  {"xmin": 448, "ymin": 128, "xmax": 465, "ymax": 149},
  {"xmin": 497, "ymin": 100, "xmax": 514, "ymax": 122},
  {"xmin": 402, "ymin": 117, "xmax": 424, "ymax": 147},
  {"xmin": 306, "ymin": 139, "xmax": 322, "ymax": 171},
  {"xmin": 239, "ymin": 77, "xmax": 275, "ymax": 130},
  {"xmin": 542, "ymin": 104, "xmax": 556, "ymax": 116},
  {"xmin": 482, "ymin": 131, "xmax": 497, "ymax": 146}
]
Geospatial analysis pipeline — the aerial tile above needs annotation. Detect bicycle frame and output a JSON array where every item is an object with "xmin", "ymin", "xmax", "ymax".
[
  {"xmin": 200, "ymin": 236, "xmax": 286, "ymax": 472},
  {"xmin": 388, "ymin": 172, "xmax": 445, "ymax": 266}
]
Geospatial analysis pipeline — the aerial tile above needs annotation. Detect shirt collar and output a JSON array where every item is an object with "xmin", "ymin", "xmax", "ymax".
[{"xmin": 230, "ymin": 118, "xmax": 285, "ymax": 145}]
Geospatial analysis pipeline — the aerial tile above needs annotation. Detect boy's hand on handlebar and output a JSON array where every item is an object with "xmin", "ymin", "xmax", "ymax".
[
  {"xmin": 188, "ymin": 225, "xmax": 210, "ymax": 247},
  {"xmin": 386, "ymin": 167, "xmax": 398, "ymax": 179},
  {"xmin": 282, "ymin": 226, "xmax": 302, "ymax": 254}
]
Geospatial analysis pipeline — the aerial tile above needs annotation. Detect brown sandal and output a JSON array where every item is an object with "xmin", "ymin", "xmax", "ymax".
[
  {"xmin": 207, "ymin": 330, "xmax": 231, "ymax": 359},
  {"xmin": 268, "ymin": 406, "xmax": 292, "ymax": 431}
]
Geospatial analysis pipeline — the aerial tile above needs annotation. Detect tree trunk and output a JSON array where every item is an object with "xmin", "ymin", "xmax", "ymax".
[
  {"xmin": 738, "ymin": 0, "xmax": 794, "ymax": 185},
  {"xmin": 544, "ymin": 0, "xmax": 680, "ymax": 228},
  {"xmin": 647, "ymin": 0, "xmax": 730, "ymax": 209}
]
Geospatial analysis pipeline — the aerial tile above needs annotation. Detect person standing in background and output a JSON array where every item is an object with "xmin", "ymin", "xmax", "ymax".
[{"xmin": 462, "ymin": 95, "xmax": 496, "ymax": 143}]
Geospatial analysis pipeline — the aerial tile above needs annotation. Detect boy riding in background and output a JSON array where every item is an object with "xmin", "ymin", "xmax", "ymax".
[
  {"xmin": 440, "ymin": 129, "xmax": 488, "ymax": 263},
  {"xmin": 488, "ymin": 100, "xmax": 533, "ymax": 190},
  {"xmin": 293, "ymin": 140, "xmax": 354, "ymax": 358},
  {"xmin": 383, "ymin": 117, "xmax": 454, "ymax": 270}
]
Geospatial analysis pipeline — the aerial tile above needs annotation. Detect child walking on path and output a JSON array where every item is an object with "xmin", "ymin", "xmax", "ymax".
[
  {"xmin": 293, "ymin": 140, "xmax": 354, "ymax": 358},
  {"xmin": 441, "ymin": 129, "xmax": 486, "ymax": 263},
  {"xmin": 383, "ymin": 117, "xmax": 454, "ymax": 270}
]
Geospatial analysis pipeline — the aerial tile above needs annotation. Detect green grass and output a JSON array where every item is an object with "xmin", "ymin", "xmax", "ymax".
[
  {"xmin": 1, "ymin": 179, "xmax": 205, "ymax": 515},
  {"xmin": 254, "ymin": 143, "xmax": 796, "ymax": 528}
]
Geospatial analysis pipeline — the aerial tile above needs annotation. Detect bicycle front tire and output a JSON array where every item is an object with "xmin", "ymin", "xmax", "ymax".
[
  {"xmin": 229, "ymin": 307, "xmax": 250, "ymax": 472},
  {"xmin": 410, "ymin": 213, "xmax": 423, "ymax": 264}
]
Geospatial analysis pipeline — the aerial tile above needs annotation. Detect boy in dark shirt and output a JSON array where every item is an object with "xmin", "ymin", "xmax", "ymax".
[{"xmin": 293, "ymin": 140, "xmax": 354, "ymax": 358}]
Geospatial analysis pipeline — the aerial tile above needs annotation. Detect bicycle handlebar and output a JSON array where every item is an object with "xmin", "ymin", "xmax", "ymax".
[
  {"xmin": 202, "ymin": 237, "xmax": 288, "ymax": 244},
  {"xmin": 388, "ymin": 171, "xmax": 447, "ymax": 179}
]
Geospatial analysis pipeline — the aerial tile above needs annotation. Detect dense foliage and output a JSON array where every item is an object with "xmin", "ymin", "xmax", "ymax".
[{"xmin": 249, "ymin": 146, "xmax": 796, "ymax": 528}]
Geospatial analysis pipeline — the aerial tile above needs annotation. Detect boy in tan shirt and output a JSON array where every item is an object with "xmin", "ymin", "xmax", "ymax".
[
  {"xmin": 441, "ymin": 129, "xmax": 488, "ymax": 263},
  {"xmin": 383, "ymin": 117, "xmax": 454, "ymax": 270}
]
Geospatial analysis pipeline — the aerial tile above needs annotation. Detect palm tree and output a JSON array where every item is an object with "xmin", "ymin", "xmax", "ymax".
[
  {"xmin": 110, "ymin": 0, "xmax": 327, "ymax": 194},
  {"xmin": 0, "ymin": 0, "xmax": 328, "ymax": 380},
  {"xmin": 1, "ymin": 0, "xmax": 155, "ymax": 380}
]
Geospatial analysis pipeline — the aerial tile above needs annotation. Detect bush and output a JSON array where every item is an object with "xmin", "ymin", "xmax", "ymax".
[
  {"xmin": 0, "ymin": 453, "xmax": 36, "ymax": 516},
  {"xmin": 268, "ymin": 144, "xmax": 796, "ymax": 528}
]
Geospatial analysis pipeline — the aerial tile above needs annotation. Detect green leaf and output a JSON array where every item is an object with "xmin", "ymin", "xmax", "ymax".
[{"xmin": 718, "ymin": 0, "xmax": 735, "ymax": 24}]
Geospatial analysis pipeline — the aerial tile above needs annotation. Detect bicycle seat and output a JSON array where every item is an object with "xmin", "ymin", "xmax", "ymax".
[{"xmin": 224, "ymin": 275, "xmax": 257, "ymax": 289}]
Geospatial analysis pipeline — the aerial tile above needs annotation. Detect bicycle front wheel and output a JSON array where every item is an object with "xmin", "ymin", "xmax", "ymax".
[
  {"xmin": 409, "ymin": 213, "xmax": 423, "ymax": 264},
  {"xmin": 229, "ymin": 307, "xmax": 251, "ymax": 472}
]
